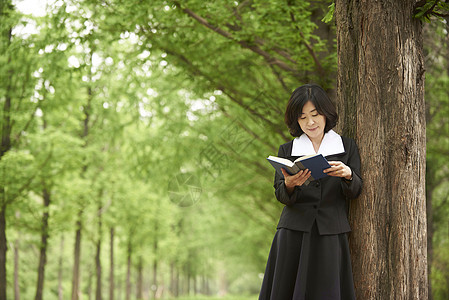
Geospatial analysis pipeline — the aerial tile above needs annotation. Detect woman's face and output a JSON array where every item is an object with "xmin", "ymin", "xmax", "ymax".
[{"xmin": 298, "ymin": 101, "xmax": 326, "ymax": 141}]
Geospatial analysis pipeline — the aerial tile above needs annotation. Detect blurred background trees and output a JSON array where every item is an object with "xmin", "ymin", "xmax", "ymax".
[{"xmin": 1, "ymin": 0, "xmax": 448, "ymax": 299}]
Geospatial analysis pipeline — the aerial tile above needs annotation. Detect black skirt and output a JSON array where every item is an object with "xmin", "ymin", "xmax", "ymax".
[{"xmin": 259, "ymin": 222, "xmax": 356, "ymax": 300}]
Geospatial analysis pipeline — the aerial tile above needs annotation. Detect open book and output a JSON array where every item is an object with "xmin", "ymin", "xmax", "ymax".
[{"xmin": 267, "ymin": 154, "xmax": 331, "ymax": 185}]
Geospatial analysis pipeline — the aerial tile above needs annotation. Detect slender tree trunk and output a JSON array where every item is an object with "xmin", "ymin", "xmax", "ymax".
[
  {"xmin": 186, "ymin": 266, "xmax": 191, "ymax": 296},
  {"xmin": 126, "ymin": 240, "xmax": 132, "ymax": 300},
  {"xmin": 136, "ymin": 256, "xmax": 143, "ymax": 300},
  {"xmin": 0, "ymin": 205, "xmax": 7, "ymax": 300},
  {"xmin": 152, "ymin": 221, "xmax": 158, "ymax": 298},
  {"xmin": 109, "ymin": 227, "xmax": 114, "ymax": 300},
  {"xmin": 335, "ymin": 1, "xmax": 427, "ymax": 299},
  {"xmin": 35, "ymin": 187, "xmax": 50, "ymax": 300},
  {"xmin": 71, "ymin": 210, "xmax": 83, "ymax": 300},
  {"xmin": 87, "ymin": 262, "xmax": 93, "ymax": 300},
  {"xmin": 14, "ymin": 237, "xmax": 19, "ymax": 300},
  {"xmin": 70, "ymin": 42, "xmax": 93, "ymax": 300},
  {"xmin": 95, "ymin": 199, "xmax": 102, "ymax": 300},
  {"xmin": 58, "ymin": 235, "xmax": 64, "ymax": 300},
  {"xmin": 95, "ymin": 238, "xmax": 102, "ymax": 300},
  {"xmin": 0, "ymin": 5, "xmax": 13, "ymax": 296}
]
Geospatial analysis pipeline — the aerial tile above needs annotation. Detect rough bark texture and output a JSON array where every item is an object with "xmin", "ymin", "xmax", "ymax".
[{"xmin": 335, "ymin": 1, "xmax": 427, "ymax": 299}]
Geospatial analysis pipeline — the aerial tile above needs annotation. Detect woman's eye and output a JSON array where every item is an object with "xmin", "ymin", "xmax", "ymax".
[{"xmin": 299, "ymin": 117, "xmax": 306, "ymax": 120}]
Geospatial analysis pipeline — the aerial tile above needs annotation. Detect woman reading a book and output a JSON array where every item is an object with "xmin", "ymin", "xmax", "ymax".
[{"xmin": 259, "ymin": 84, "xmax": 362, "ymax": 300}]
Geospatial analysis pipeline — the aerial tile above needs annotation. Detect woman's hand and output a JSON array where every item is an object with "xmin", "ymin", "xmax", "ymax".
[
  {"xmin": 281, "ymin": 168, "xmax": 312, "ymax": 194},
  {"xmin": 324, "ymin": 161, "xmax": 352, "ymax": 180}
]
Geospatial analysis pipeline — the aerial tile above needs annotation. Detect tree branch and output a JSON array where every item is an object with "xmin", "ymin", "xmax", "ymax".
[
  {"xmin": 172, "ymin": 1, "xmax": 301, "ymax": 77},
  {"xmin": 144, "ymin": 34, "xmax": 289, "ymax": 140},
  {"xmin": 286, "ymin": 1, "xmax": 326, "ymax": 78}
]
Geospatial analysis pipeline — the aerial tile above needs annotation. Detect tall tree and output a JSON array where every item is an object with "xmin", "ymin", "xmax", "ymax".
[{"xmin": 335, "ymin": 1, "xmax": 427, "ymax": 299}]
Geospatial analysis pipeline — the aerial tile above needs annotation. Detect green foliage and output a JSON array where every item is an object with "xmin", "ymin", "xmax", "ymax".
[
  {"xmin": 321, "ymin": 2, "xmax": 335, "ymax": 24},
  {"xmin": 414, "ymin": 0, "xmax": 449, "ymax": 22}
]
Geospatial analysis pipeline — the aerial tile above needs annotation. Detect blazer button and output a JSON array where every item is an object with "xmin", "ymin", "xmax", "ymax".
[
  {"xmin": 315, "ymin": 182, "xmax": 320, "ymax": 187},
  {"xmin": 313, "ymin": 205, "xmax": 317, "ymax": 209}
]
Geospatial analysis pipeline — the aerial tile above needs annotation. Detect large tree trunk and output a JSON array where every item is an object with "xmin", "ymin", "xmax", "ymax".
[
  {"xmin": 109, "ymin": 227, "xmax": 114, "ymax": 300},
  {"xmin": 35, "ymin": 186, "xmax": 51, "ymax": 300},
  {"xmin": 71, "ymin": 211, "xmax": 83, "ymax": 300},
  {"xmin": 335, "ymin": 1, "xmax": 427, "ymax": 299}
]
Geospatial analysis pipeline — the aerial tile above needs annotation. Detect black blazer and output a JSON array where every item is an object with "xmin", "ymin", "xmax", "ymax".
[{"xmin": 274, "ymin": 136, "xmax": 362, "ymax": 235}]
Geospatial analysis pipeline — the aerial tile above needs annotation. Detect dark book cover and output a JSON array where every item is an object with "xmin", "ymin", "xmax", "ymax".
[{"xmin": 267, "ymin": 154, "xmax": 331, "ymax": 182}]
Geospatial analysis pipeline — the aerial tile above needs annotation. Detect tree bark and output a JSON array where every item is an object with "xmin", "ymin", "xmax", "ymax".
[
  {"xmin": 109, "ymin": 227, "xmax": 114, "ymax": 300},
  {"xmin": 71, "ymin": 211, "xmax": 83, "ymax": 300},
  {"xmin": 35, "ymin": 186, "xmax": 51, "ymax": 300},
  {"xmin": 335, "ymin": 1, "xmax": 427, "ymax": 299}
]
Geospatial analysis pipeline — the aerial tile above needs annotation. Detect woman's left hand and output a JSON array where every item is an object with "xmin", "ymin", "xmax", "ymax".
[{"xmin": 323, "ymin": 161, "xmax": 352, "ymax": 180}]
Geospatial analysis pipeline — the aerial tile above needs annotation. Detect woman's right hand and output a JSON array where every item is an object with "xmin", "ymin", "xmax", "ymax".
[{"xmin": 281, "ymin": 168, "xmax": 312, "ymax": 194}]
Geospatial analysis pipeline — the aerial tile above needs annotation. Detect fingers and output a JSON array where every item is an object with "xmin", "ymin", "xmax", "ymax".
[
  {"xmin": 281, "ymin": 168, "xmax": 306, "ymax": 179},
  {"xmin": 282, "ymin": 168, "xmax": 311, "ymax": 187},
  {"xmin": 324, "ymin": 161, "xmax": 351, "ymax": 178},
  {"xmin": 298, "ymin": 170, "xmax": 312, "ymax": 185},
  {"xmin": 280, "ymin": 168, "xmax": 288, "ymax": 177}
]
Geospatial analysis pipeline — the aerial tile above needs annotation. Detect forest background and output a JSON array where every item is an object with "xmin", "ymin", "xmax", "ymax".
[{"xmin": 1, "ymin": 0, "xmax": 449, "ymax": 299}]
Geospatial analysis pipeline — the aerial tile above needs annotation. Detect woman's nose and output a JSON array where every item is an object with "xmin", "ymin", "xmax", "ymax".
[{"xmin": 307, "ymin": 118, "xmax": 314, "ymax": 125}]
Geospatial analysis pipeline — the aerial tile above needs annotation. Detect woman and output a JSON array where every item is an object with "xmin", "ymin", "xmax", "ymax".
[{"xmin": 259, "ymin": 84, "xmax": 362, "ymax": 300}]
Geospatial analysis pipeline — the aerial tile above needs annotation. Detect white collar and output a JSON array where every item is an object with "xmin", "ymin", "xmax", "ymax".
[{"xmin": 291, "ymin": 129, "xmax": 345, "ymax": 157}]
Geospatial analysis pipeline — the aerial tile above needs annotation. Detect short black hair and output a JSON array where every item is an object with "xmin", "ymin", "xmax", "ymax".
[{"xmin": 284, "ymin": 84, "xmax": 338, "ymax": 137}]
